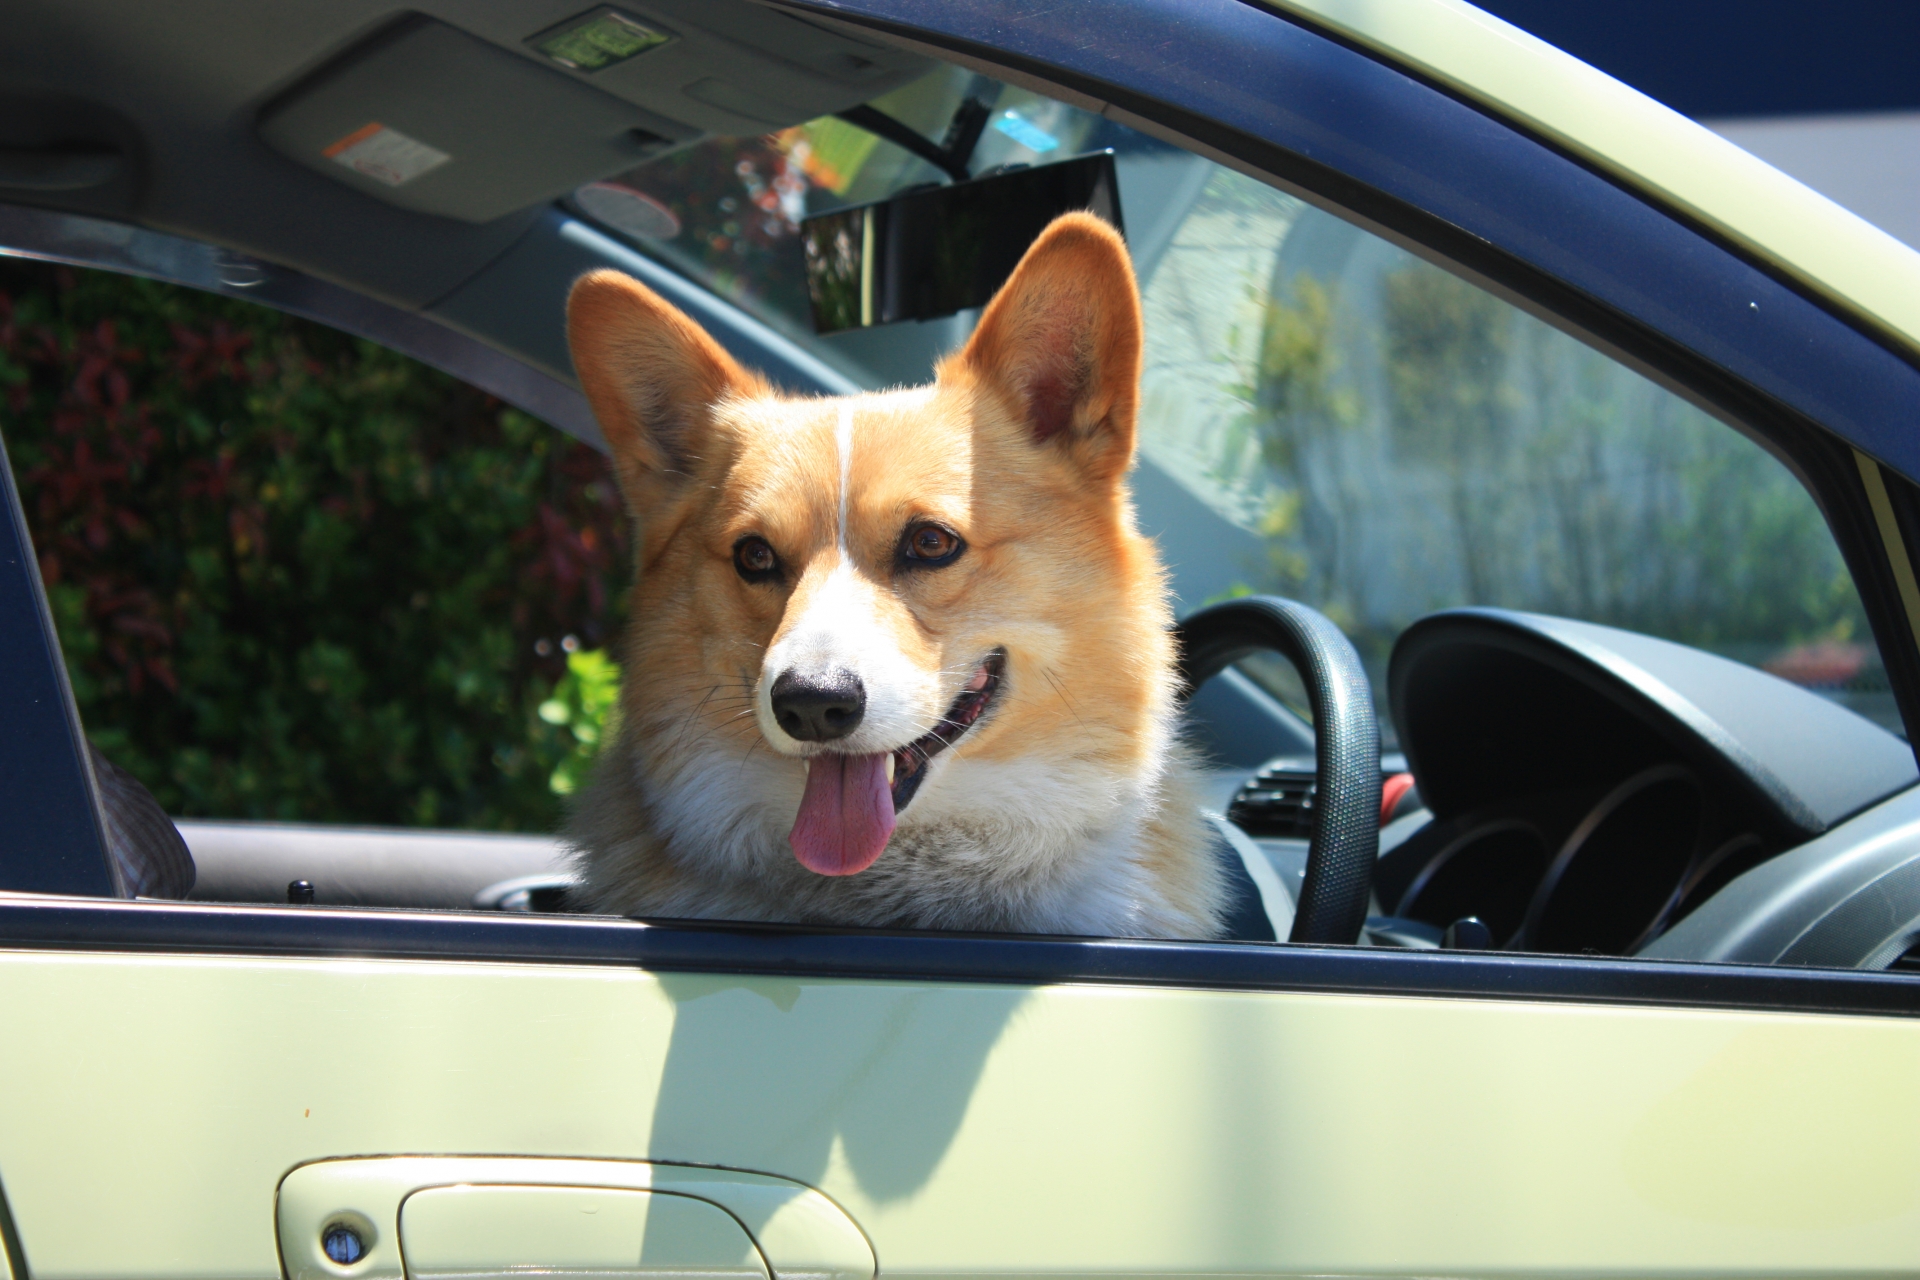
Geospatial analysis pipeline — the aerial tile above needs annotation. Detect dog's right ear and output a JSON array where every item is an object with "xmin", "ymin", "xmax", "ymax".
[
  {"xmin": 567, "ymin": 269, "xmax": 766, "ymax": 506},
  {"xmin": 944, "ymin": 212, "xmax": 1142, "ymax": 491}
]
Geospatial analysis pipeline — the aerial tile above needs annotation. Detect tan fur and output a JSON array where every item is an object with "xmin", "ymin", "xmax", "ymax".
[{"xmin": 564, "ymin": 213, "xmax": 1225, "ymax": 937}]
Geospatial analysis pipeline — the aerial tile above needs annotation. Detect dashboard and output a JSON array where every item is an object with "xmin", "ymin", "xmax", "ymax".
[{"xmin": 1232, "ymin": 608, "xmax": 1920, "ymax": 964}]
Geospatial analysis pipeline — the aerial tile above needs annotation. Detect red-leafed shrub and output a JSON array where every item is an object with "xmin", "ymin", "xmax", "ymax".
[{"xmin": 0, "ymin": 259, "xmax": 628, "ymax": 831}]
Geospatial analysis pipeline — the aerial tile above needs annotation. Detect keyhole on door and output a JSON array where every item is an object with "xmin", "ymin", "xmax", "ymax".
[{"xmin": 323, "ymin": 1222, "xmax": 367, "ymax": 1265}]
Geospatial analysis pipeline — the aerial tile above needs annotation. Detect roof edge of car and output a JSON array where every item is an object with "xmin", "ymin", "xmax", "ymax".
[{"xmin": 1251, "ymin": 0, "xmax": 1920, "ymax": 367}]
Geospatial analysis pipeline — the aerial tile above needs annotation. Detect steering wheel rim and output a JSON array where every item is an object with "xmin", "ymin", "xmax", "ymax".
[{"xmin": 1177, "ymin": 596, "xmax": 1380, "ymax": 944}]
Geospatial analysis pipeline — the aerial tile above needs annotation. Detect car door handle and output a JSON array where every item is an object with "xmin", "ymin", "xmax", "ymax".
[
  {"xmin": 277, "ymin": 1157, "xmax": 872, "ymax": 1280},
  {"xmin": 402, "ymin": 1184, "xmax": 768, "ymax": 1280}
]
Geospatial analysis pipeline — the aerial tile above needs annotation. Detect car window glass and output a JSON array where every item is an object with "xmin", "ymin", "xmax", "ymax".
[
  {"xmin": 1133, "ymin": 171, "xmax": 1890, "ymax": 740},
  {"xmin": 0, "ymin": 262, "xmax": 627, "ymax": 831}
]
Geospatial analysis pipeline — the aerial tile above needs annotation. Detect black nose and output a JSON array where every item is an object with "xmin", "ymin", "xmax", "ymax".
[{"xmin": 770, "ymin": 669, "xmax": 866, "ymax": 742}]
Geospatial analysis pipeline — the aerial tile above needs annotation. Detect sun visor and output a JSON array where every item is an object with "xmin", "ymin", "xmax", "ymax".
[{"xmin": 258, "ymin": 16, "xmax": 691, "ymax": 224}]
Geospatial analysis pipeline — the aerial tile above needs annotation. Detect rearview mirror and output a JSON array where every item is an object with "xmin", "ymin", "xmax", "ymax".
[{"xmin": 800, "ymin": 151, "xmax": 1122, "ymax": 334}]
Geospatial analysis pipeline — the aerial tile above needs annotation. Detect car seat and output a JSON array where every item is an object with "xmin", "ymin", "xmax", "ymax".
[{"xmin": 89, "ymin": 742, "xmax": 195, "ymax": 898}]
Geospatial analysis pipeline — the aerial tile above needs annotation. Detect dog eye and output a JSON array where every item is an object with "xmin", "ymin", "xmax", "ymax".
[
  {"xmin": 901, "ymin": 523, "xmax": 964, "ymax": 567},
  {"xmin": 733, "ymin": 536, "xmax": 781, "ymax": 582}
]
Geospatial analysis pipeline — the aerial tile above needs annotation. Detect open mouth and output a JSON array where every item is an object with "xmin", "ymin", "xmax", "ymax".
[
  {"xmin": 787, "ymin": 649, "xmax": 1005, "ymax": 877},
  {"xmin": 888, "ymin": 647, "xmax": 1006, "ymax": 814}
]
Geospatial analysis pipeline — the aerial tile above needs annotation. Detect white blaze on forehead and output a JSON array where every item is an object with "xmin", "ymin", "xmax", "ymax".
[
  {"xmin": 836, "ymin": 400, "xmax": 854, "ymax": 554},
  {"xmin": 754, "ymin": 394, "xmax": 939, "ymax": 755}
]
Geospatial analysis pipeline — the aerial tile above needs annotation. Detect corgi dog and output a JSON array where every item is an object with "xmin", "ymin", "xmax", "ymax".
[{"xmin": 564, "ymin": 213, "xmax": 1226, "ymax": 937}]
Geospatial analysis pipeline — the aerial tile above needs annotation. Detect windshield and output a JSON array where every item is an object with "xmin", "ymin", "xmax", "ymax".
[{"xmin": 572, "ymin": 69, "xmax": 1891, "ymax": 742}]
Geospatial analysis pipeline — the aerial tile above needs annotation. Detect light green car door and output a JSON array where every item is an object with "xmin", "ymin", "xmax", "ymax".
[{"xmin": 1, "ymin": 941, "xmax": 1918, "ymax": 1279}]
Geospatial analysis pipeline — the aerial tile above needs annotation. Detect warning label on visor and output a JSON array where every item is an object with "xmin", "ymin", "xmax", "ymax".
[{"xmin": 323, "ymin": 122, "xmax": 451, "ymax": 187}]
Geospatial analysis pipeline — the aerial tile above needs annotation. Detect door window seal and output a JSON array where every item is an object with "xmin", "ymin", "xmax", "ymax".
[{"xmin": 2, "ymin": 893, "xmax": 1919, "ymax": 1018}]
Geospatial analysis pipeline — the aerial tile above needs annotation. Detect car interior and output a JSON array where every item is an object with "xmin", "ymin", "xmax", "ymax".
[{"xmin": 8, "ymin": 0, "xmax": 1920, "ymax": 971}]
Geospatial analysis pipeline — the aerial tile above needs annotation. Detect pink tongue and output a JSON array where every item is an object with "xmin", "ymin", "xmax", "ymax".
[{"xmin": 789, "ymin": 753, "xmax": 897, "ymax": 876}]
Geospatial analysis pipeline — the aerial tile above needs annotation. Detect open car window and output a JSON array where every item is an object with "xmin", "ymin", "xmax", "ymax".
[{"xmin": 2, "ymin": 52, "xmax": 1913, "ymax": 964}]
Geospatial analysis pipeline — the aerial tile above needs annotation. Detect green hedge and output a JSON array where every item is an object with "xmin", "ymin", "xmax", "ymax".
[{"xmin": 0, "ymin": 259, "xmax": 627, "ymax": 832}]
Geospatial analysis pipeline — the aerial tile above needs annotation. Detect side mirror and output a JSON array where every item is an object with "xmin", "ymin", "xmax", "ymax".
[{"xmin": 800, "ymin": 151, "xmax": 1122, "ymax": 333}]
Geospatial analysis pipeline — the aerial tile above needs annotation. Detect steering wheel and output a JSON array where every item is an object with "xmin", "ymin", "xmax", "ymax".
[{"xmin": 1177, "ymin": 596, "xmax": 1380, "ymax": 944}]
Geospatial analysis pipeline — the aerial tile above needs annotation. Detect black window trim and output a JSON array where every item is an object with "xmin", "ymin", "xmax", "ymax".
[
  {"xmin": 4, "ymin": 893, "xmax": 1920, "ymax": 1019},
  {"xmin": 0, "ymin": 428, "xmax": 112, "ymax": 896}
]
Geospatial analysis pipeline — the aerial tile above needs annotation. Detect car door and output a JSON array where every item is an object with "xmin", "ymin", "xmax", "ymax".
[{"xmin": 6, "ymin": 1, "xmax": 1920, "ymax": 1279}]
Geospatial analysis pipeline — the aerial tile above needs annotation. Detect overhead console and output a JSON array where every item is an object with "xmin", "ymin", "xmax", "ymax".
[
  {"xmin": 1377, "ymin": 609, "xmax": 1917, "ymax": 955},
  {"xmin": 257, "ymin": 6, "xmax": 928, "ymax": 223}
]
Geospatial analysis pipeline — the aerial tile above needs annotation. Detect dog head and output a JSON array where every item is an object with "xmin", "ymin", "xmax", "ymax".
[{"xmin": 569, "ymin": 213, "xmax": 1177, "ymax": 898}]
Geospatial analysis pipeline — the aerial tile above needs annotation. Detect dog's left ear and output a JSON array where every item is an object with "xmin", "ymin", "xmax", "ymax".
[{"xmin": 946, "ymin": 211, "xmax": 1142, "ymax": 487}]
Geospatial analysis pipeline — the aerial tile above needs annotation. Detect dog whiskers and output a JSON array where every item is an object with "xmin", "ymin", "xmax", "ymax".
[
  {"xmin": 1040, "ymin": 666, "xmax": 1086, "ymax": 728},
  {"xmin": 671, "ymin": 684, "xmax": 723, "ymax": 744},
  {"xmin": 735, "ymin": 734, "xmax": 769, "ymax": 782}
]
